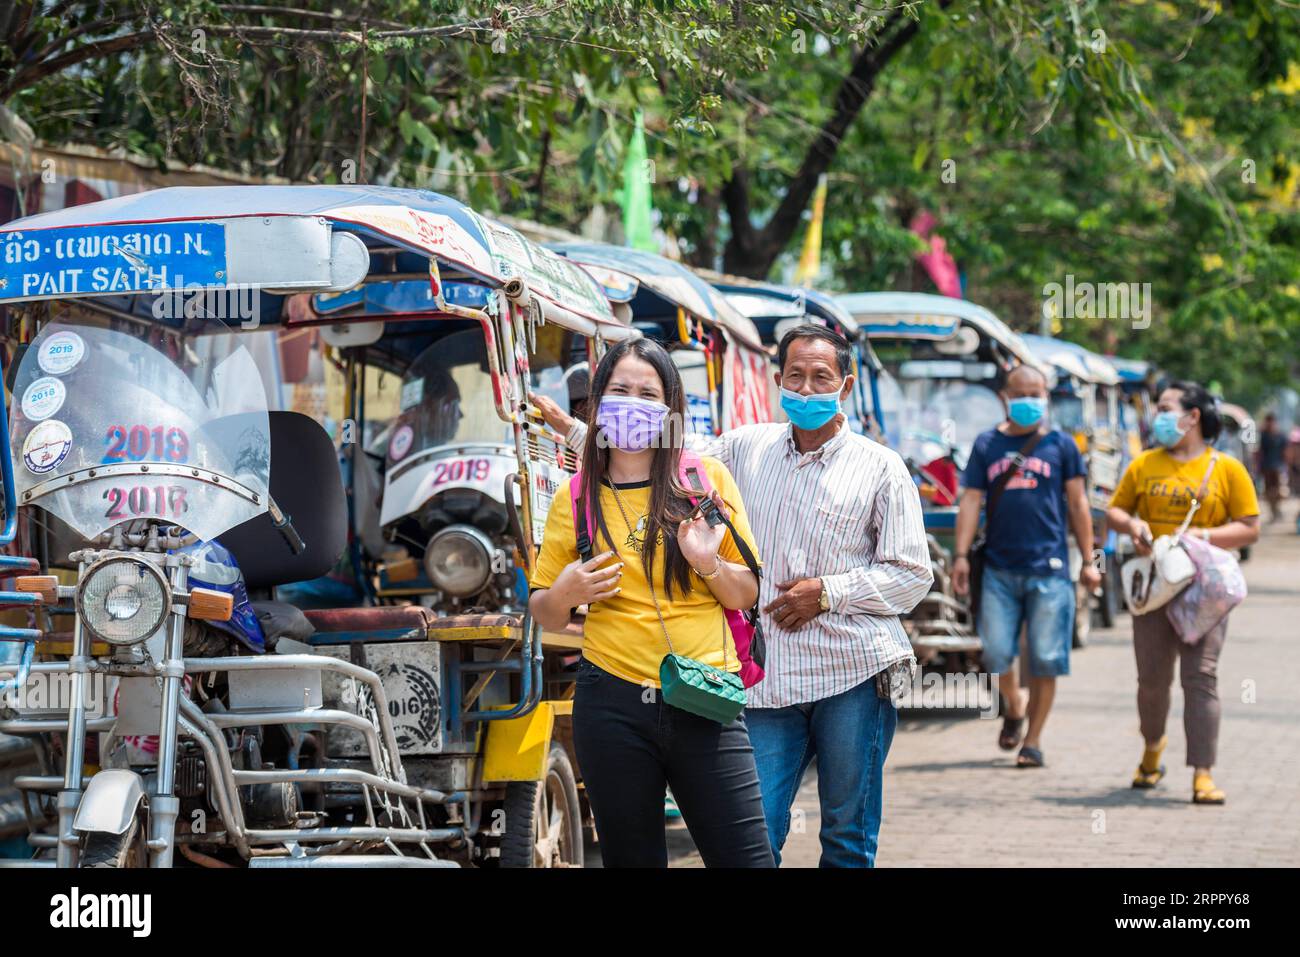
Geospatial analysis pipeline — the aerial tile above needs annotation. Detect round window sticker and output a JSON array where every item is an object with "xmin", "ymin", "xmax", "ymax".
[
  {"xmin": 389, "ymin": 424, "xmax": 414, "ymax": 462},
  {"xmin": 22, "ymin": 419, "xmax": 73, "ymax": 474},
  {"xmin": 37, "ymin": 330, "xmax": 86, "ymax": 375},
  {"xmin": 21, "ymin": 376, "xmax": 66, "ymax": 421}
]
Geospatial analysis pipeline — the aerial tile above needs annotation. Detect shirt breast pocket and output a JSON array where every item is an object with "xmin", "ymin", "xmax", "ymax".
[{"xmin": 806, "ymin": 503, "xmax": 864, "ymax": 573}]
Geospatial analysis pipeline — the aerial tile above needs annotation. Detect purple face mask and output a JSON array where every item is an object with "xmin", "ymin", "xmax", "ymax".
[{"xmin": 595, "ymin": 395, "xmax": 670, "ymax": 451}]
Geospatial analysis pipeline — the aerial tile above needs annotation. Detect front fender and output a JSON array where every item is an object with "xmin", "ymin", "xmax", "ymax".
[
  {"xmin": 73, "ymin": 769, "xmax": 147, "ymax": 835},
  {"xmin": 380, "ymin": 446, "xmax": 516, "ymax": 527}
]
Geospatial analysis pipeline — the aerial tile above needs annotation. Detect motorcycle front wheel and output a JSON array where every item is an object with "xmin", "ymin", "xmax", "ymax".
[{"xmin": 80, "ymin": 815, "xmax": 147, "ymax": 868}]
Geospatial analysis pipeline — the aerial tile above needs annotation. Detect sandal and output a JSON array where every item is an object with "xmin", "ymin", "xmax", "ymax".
[
  {"xmin": 998, "ymin": 715, "xmax": 1025, "ymax": 751},
  {"xmin": 1016, "ymin": 745, "xmax": 1044, "ymax": 768},
  {"xmin": 1193, "ymin": 774, "xmax": 1226, "ymax": 805},
  {"xmin": 1132, "ymin": 736, "xmax": 1167, "ymax": 789}
]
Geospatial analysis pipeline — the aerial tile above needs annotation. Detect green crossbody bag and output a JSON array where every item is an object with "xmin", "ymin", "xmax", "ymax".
[
  {"xmin": 659, "ymin": 652, "xmax": 746, "ymax": 724},
  {"xmin": 607, "ymin": 478, "xmax": 745, "ymax": 724},
  {"xmin": 648, "ymin": 574, "xmax": 746, "ymax": 725}
]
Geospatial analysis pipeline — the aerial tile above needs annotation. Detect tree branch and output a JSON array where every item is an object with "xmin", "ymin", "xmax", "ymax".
[
  {"xmin": 1, "ymin": 29, "xmax": 155, "ymax": 98},
  {"xmin": 723, "ymin": 0, "xmax": 953, "ymax": 276}
]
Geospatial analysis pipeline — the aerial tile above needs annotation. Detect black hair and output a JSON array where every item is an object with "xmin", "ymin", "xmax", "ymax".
[
  {"xmin": 579, "ymin": 337, "xmax": 695, "ymax": 601},
  {"xmin": 1166, "ymin": 380, "xmax": 1222, "ymax": 443},
  {"xmin": 777, "ymin": 323, "xmax": 852, "ymax": 378}
]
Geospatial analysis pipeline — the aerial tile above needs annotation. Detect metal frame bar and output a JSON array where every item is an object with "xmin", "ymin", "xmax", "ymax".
[
  {"xmin": 2, "ymin": 649, "xmax": 465, "ymax": 862},
  {"xmin": 0, "ymin": 350, "xmax": 18, "ymax": 546},
  {"xmin": 447, "ymin": 615, "xmax": 543, "ymax": 729},
  {"xmin": 21, "ymin": 462, "xmax": 263, "ymax": 507}
]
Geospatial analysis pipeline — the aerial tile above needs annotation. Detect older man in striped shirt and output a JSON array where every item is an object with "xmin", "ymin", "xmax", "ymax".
[{"xmin": 698, "ymin": 324, "xmax": 932, "ymax": 867}]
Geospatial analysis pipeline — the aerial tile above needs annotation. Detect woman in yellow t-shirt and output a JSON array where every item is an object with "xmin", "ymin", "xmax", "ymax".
[
  {"xmin": 1107, "ymin": 381, "xmax": 1259, "ymax": 805},
  {"xmin": 528, "ymin": 337, "xmax": 772, "ymax": 868}
]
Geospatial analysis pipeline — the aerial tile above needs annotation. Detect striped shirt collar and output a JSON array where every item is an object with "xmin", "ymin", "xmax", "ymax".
[{"xmin": 783, "ymin": 414, "xmax": 850, "ymax": 463}]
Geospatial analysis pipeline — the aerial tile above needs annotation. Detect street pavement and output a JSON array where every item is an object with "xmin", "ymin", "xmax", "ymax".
[{"xmin": 664, "ymin": 502, "xmax": 1300, "ymax": 868}]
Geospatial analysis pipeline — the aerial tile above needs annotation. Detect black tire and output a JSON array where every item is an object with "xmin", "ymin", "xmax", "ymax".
[
  {"xmin": 80, "ymin": 815, "xmax": 146, "ymax": 868},
  {"xmin": 1099, "ymin": 555, "xmax": 1121, "ymax": 628},
  {"xmin": 500, "ymin": 743, "xmax": 583, "ymax": 868}
]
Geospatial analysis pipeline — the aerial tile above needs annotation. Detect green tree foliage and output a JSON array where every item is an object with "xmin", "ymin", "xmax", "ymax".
[{"xmin": 3, "ymin": 1, "xmax": 1296, "ymax": 400}]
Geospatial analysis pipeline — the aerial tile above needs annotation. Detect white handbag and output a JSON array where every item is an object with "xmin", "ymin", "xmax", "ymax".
[{"xmin": 1121, "ymin": 454, "xmax": 1218, "ymax": 615}]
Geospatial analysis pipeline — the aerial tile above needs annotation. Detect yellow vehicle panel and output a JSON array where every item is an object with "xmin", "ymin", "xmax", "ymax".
[{"xmin": 482, "ymin": 700, "xmax": 573, "ymax": 782}]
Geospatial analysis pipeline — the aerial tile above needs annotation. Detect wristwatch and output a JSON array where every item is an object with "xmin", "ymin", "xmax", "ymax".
[{"xmin": 817, "ymin": 578, "xmax": 830, "ymax": 612}]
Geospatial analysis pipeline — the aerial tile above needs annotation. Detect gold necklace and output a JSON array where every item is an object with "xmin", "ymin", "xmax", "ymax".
[{"xmin": 608, "ymin": 481, "xmax": 649, "ymax": 555}]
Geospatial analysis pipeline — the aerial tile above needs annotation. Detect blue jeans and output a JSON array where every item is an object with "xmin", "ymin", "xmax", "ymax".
[
  {"xmin": 977, "ymin": 565, "xmax": 1074, "ymax": 677},
  {"xmin": 746, "ymin": 676, "xmax": 898, "ymax": 867}
]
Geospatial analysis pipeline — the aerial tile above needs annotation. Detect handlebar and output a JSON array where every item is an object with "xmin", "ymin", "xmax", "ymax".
[{"xmin": 267, "ymin": 496, "xmax": 305, "ymax": 556}]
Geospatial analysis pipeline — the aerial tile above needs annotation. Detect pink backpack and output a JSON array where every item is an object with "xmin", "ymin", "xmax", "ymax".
[{"xmin": 569, "ymin": 449, "xmax": 766, "ymax": 688}]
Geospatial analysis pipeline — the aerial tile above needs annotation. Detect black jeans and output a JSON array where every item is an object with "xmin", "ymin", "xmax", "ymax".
[{"xmin": 572, "ymin": 657, "xmax": 775, "ymax": 868}]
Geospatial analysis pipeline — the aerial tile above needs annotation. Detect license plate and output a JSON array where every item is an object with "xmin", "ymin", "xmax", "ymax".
[
  {"xmin": 320, "ymin": 643, "xmax": 444, "ymax": 756},
  {"xmin": 0, "ymin": 222, "xmax": 227, "ymax": 301}
]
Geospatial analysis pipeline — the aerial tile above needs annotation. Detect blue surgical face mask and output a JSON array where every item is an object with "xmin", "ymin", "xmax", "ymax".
[
  {"xmin": 780, "ymin": 386, "xmax": 842, "ymax": 431},
  {"xmin": 1152, "ymin": 410, "xmax": 1188, "ymax": 448},
  {"xmin": 1007, "ymin": 396, "xmax": 1047, "ymax": 428}
]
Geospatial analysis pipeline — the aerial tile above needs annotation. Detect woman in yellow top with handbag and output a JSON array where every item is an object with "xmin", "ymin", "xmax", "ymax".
[
  {"xmin": 529, "ymin": 337, "xmax": 773, "ymax": 868},
  {"xmin": 1107, "ymin": 381, "xmax": 1259, "ymax": 805}
]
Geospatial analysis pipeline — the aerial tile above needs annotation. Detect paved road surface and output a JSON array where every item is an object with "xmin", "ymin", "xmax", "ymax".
[{"xmin": 660, "ymin": 503, "xmax": 1299, "ymax": 868}]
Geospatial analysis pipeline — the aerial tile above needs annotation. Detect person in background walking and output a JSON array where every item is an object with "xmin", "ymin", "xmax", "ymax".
[
  {"xmin": 1256, "ymin": 412, "xmax": 1286, "ymax": 523},
  {"xmin": 1107, "ymin": 381, "xmax": 1259, "ymax": 804},
  {"xmin": 953, "ymin": 364, "xmax": 1100, "ymax": 769}
]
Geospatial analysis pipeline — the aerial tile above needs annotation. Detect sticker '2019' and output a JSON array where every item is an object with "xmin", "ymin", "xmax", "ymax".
[{"xmin": 104, "ymin": 425, "xmax": 189, "ymax": 463}]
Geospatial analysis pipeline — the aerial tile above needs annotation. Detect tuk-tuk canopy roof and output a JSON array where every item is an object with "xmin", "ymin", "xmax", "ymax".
[
  {"xmin": 1218, "ymin": 402, "xmax": 1253, "ymax": 429},
  {"xmin": 1109, "ymin": 356, "xmax": 1156, "ymax": 385},
  {"xmin": 548, "ymin": 243, "xmax": 763, "ymax": 350},
  {"xmin": 707, "ymin": 279, "xmax": 883, "ymax": 372},
  {"xmin": 836, "ymin": 291, "xmax": 1042, "ymax": 370},
  {"xmin": 0, "ymin": 185, "xmax": 621, "ymax": 334},
  {"xmin": 1022, "ymin": 334, "xmax": 1121, "ymax": 387},
  {"xmin": 710, "ymin": 279, "xmax": 856, "ymax": 333}
]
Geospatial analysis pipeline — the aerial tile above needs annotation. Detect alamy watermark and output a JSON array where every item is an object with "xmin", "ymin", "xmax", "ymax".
[
  {"xmin": 1042, "ymin": 274, "xmax": 1152, "ymax": 330},
  {"xmin": 152, "ymin": 278, "xmax": 261, "ymax": 330},
  {"xmin": 0, "ymin": 671, "xmax": 109, "ymax": 712}
]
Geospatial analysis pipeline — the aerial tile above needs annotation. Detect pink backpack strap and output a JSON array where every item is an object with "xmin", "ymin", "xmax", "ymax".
[
  {"xmin": 677, "ymin": 448, "xmax": 713, "ymax": 501},
  {"xmin": 676, "ymin": 450, "xmax": 767, "ymax": 687}
]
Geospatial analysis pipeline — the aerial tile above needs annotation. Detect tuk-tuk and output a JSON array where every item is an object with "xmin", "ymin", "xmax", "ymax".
[
  {"xmin": 548, "ymin": 244, "xmax": 774, "ymax": 435},
  {"xmin": 836, "ymin": 292, "xmax": 1047, "ymax": 668},
  {"xmin": 1022, "ymin": 335, "xmax": 1127, "ymax": 636},
  {"xmin": 0, "ymin": 184, "xmax": 630, "ymax": 867},
  {"xmin": 706, "ymin": 277, "xmax": 889, "ymax": 441},
  {"xmin": 1215, "ymin": 402, "xmax": 1257, "ymax": 468},
  {"xmin": 1109, "ymin": 356, "xmax": 1159, "ymax": 457},
  {"xmin": 1214, "ymin": 402, "xmax": 1258, "ymax": 562}
]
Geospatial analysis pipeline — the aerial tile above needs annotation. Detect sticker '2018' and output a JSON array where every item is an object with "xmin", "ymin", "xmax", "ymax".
[{"xmin": 104, "ymin": 485, "xmax": 189, "ymax": 520}]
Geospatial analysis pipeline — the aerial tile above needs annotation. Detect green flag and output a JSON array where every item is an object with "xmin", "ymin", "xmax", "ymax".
[{"xmin": 620, "ymin": 110, "xmax": 657, "ymax": 252}]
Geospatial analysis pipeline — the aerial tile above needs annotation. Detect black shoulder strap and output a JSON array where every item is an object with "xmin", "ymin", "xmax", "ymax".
[
  {"xmin": 683, "ymin": 465, "xmax": 761, "ymax": 582},
  {"xmin": 574, "ymin": 490, "xmax": 593, "ymax": 563},
  {"xmin": 986, "ymin": 429, "xmax": 1047, "ymax": 518}
]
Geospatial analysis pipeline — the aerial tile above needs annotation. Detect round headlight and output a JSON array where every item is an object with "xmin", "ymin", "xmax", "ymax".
[
  {"xmin": 77, "ymin": 557, "xmax": 170, "ymax": 646},
  {"xmin": 424, "ymin": 524, "xmax": 493, "ymax": 598}
]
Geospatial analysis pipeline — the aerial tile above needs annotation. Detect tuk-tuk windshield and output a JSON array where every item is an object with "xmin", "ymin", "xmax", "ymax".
[
  {"xmin": 388, "ymin": 327, "xmax": 569, "ymax": 462},
  {"xmin": 1051, "ymin": 393, "xmax": 1086, "ymax": 433},
  {"xmin": 9, "ymin": 320, "xmax": 271, "ymax": 542},
  {"xmin": 881, "ymin": 375, "xmax": 1004, "ymax": 469}
]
